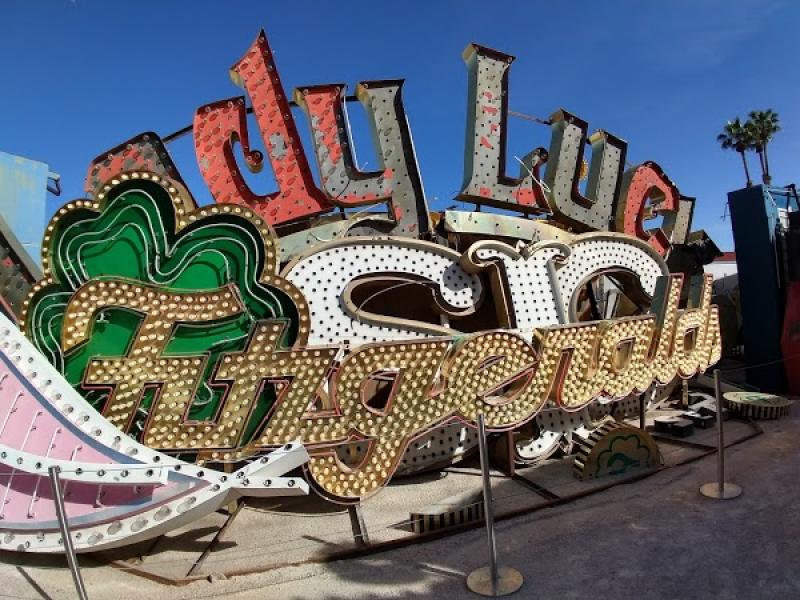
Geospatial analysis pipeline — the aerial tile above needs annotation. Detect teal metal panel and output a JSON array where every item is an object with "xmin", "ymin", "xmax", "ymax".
[
  {"xmin": 0, "ymin": 151, "xmax": 48, "ymax": 266},
  {"xmin": 728, "ymin": 185, "xmax": 786, "ymax": 392}
]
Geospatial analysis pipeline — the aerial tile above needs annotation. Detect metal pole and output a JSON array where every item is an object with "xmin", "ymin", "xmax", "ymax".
[
  {"xmin": 48, "ymin": 466, "xmax": 88, "ymax": 600},
  {"xmin": 478, "ymin": 414, "xmax": 499, "ymax": 593},
  {"xmin": 714, "ymin": 369, "xmax": 725, "ymax": 495},
  {"xmin": 466, "ymin": 415, "xmax": 523, "ymax": 596},
  {"xmin": 699, "ymin": 369, "xmax": 742, "ymax": 499}
]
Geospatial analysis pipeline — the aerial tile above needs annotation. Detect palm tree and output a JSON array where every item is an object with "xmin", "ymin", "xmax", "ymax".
[
  {"xmin": 746, "ymin": 110, "xmax": 780, "ymax": 185},
  {"xmin": 718, "ymin": 118, "xmax": 754, "ymax": 188},
  {"xmin": 746, "ymin": 121, "xmax": 768, "ymax": 182}
]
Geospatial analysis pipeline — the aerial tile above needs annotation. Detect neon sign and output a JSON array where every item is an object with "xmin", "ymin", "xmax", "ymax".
[
  {"xmin": 0, "ymin": 308, "xmax": 308, "ymax": 554},
  {"xmin": 22, "ymin": 173, "xmax": 720, "ymax": 502},
  {"xmin": 5, "ymin": 24, "xmax": 720, "ymax": 533},
  {"xmin": 85, "ymin": 30, "xmax": 694, "ymax": 253}
]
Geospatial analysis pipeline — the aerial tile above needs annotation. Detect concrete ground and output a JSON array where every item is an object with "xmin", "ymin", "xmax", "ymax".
[{"xmin": 1, "ymin": 410, "xmax": 798, "ymax": 600}]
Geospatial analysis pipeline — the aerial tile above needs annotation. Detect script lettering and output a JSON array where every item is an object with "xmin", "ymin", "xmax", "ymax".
[
  {"xmin": 544, "ymin": 110, "xmax": 627, "ymax": 232},
  {"xmin": 458, "ymin": 44, "xmax": 550, "ymax": 213},
  {"xmin": 194, "ymin": 30, "xmax": 331, "ymax": 225},
  {"xmin": 297, "ymin": 81, "xmax": 431, "ymax": 236},
  {"xmin": 306, "ymin": 339, "xmax": 449, "ymax": 499},
  {"xmin": 61, "ymin": 282, "xmax": 243, "ymax": 432},
  {"xmin": 615, "ymin": 161, "xmax": 680, "ymax": 255}
]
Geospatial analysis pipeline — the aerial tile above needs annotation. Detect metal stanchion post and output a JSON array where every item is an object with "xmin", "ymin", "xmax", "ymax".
[
  {"xmin": 699, "ymin": 370, "xmax": 742, "ymax": 500},
  {"xmin": 466, "ymin": 415, "xmax": 523, "ymax": 597},
  {"xmin": 48, "ymin": 466, "xmax": 89, "ymax": 600}
]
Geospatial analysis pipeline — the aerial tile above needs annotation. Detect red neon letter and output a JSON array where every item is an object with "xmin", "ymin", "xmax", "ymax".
[{"xmin": 194, "ymin": 30, "xmax": 331, "ymax": 226}]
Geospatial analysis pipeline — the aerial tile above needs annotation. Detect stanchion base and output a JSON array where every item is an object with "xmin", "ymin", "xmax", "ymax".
[
  {"xmin": 467, "ymin": 566, "xmax": 523, "ymax": 597},
  {"xmin": 699, "ymin": 482, "xmax": 742, "ymax": 499}
]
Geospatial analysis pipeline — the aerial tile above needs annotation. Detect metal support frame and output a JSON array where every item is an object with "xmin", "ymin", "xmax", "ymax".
[
  {"xmin": 186, "ymin": 500, "xmax": 245, "ymax": 577},
  {"xmin": 503, "ymin": 431, "xmax": 515, "ymax": 477},
  {"xmin": 466, "ymin": 415, "xmax": 523, "ymax": 597},
  {"xmin": 48, "ymin": 466, "xmax": 89, "ymax": 600},
  {"xmin": 511, "ymin": 474, "xmax": 560, "ymax": 501},
  {"xmin": 348, "ymin": 504, "xmax": 370, "ymax": 547},
  {"xmin": 699, "ymin": 370, "xmax": 742, "ymax": 500},
  {"xmin": 639, "ymin": 392, "xmax": 646, "ymax": 431},
  {"xmin": 489, "ymin": 430, "xmax": 516, "ymax": 478}
]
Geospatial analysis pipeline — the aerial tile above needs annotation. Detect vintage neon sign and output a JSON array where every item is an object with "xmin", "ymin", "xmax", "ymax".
[
  {"xmin": 0, "ymin": 23, "xmax": 727, "ymax": 560},
  {"xmin": 2, "ymin": 26, "xmax": 721, "ymax": 521},
  {"xmin": 85, "ymin": 30, "xmax": 693, "ymax": 253},
  {"xmin": 22, "ymin": 175, "xmax": 720, "ymax": 502},
  {"xmin": 0, "ymin": 308, "xmax": 309, "ymax": 554}
]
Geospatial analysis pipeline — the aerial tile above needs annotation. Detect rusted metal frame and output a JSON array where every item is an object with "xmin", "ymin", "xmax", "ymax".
[
  {"xmin": 112, "ymin": 466, "xmax": 667, "ymax": 587},
  {"xmin": 133, "ymin": 534, "xmax": 167, "ymax": 566},
  {"xmin": 209, "ymin": 466, "xmax": 674, "ymax": 584},
  {"xmin": 510, "ymin": 474, "xmax": 560, "ymax": 501},
  {"xmin": 503, "ymin": 431, "xmax": 515, "ymax": 478},
  {"xmin": 585, "ymin": 281, "xmax": 602, "ymax": 321},
  {"xmin": 649, "ymin": 434, "xmax": 716, "ymax": 451},
  {"xmin": 107, "ymin": 560, "xmax": 188, "ymax": 587},
  {"xmin": 347, "ymin": 504, "xmax": 370, "ymax": 547},
  {"xmin": 507, "ymin": 110, "xmax": 551, "ymax": 125},
  {"xmin": 103, "ymin": 465, "xmax": 668, "ymax": 585},
  {"xmin": 489, "ymin": 431, "xmax": 516, "ymax": 478},
  {"xmin": 185, "ymin": 500, "xmax": 246, "ymax": 577},
  {"xmin": 639, "ymin": 393, "xmax": 646, "ymax": 430},
  {"xmin": 603, "ymin": 273, "xmax": 648, "ymax": 315},
  {"xmin": 652, "ymin": 415, "xmax": 762, "ymax": 452}
]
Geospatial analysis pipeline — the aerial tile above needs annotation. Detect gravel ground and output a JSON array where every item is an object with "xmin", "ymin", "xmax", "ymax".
[{"xmin": 1, "ymin": 410, "xmax": 798, "ymax": 600}]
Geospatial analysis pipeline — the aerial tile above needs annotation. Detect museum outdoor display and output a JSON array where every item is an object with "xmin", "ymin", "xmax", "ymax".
[{"xmin": 0, "ymin": 28, "xmax": 720, "ymax": 553}]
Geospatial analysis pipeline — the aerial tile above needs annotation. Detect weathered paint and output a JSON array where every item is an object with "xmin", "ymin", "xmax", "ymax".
[
  {"xmin": 194, "ymin": 30, "xmax": 332, "ymax": 226},
  {"xmin": 0, "ymin": 152, "xmax": 48, "ymax": 265}
]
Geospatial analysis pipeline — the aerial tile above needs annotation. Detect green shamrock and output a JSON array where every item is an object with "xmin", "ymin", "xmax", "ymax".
[{"xmin": 23, "ymin": 175, "xmax": 301, "ymax": 443}]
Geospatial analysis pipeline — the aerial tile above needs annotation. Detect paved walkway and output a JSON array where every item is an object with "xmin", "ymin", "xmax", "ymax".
[{"xmin": 1, "ymin": 411, "xmax": 798, "ymax": 599}]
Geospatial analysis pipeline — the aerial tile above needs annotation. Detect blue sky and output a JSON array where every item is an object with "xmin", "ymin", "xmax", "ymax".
[{"xmin": 3, "ymin": 0, "xmax": 799, "ymax": 250}]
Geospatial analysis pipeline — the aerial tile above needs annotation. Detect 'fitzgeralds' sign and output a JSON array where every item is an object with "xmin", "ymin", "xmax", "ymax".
[{"xmin": 24, "ymin": 175, "xmax": 718, "ymax": 501}]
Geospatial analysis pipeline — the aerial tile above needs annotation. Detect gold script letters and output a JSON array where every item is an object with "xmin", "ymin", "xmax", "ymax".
[{"xmin": 63, "ymin": 273, "xmax": 720, "ymax": 500}]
